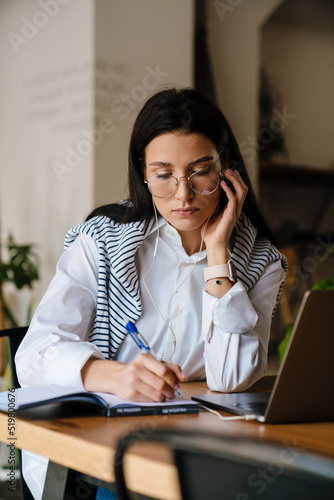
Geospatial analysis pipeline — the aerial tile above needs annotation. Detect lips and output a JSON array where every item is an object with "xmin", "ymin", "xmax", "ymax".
[{"xmin": 172, "ymin": 207, "xmax": 200, "ymax": 216}]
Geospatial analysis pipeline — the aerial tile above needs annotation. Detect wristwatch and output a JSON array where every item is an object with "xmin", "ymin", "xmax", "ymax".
[{"xmin": 204, "ymin": 260, "xmax": 237, "ymax": 283}]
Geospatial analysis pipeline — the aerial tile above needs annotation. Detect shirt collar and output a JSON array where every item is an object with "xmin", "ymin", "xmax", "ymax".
[
  {"xmin": 148, "ymin": 217, "xmax": 207, "ymax": 263},
  {"xmin": 147, "ymin": 216, "xmax": 168, "ymax": 236}
]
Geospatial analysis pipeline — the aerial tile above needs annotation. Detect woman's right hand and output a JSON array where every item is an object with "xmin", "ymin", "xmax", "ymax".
[{"xmin": 81, "ymin": 354, "xmax": 186, "ymax": 402}]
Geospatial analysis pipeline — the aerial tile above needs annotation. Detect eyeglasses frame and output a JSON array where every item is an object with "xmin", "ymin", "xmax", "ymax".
[{"xmin": 144, "ymin": 170, "xmax": 224, "ymax": 199}]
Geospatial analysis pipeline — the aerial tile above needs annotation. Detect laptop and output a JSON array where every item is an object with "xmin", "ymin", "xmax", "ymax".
[{"xmin": 192, "ymin": 289, "xmax": 334, "ymax": 424}]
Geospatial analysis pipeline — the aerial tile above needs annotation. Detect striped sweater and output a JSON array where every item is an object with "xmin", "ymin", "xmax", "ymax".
[{"xmin": 64, "ymin": 213, "xmax": 287, "ymax": 359}]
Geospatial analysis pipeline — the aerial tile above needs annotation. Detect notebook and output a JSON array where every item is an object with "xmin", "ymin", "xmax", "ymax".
[
  {"xmin": 0, "ymin": 384, "xmax": 198, "ymax": 417},
  {"xmin": 192, "ymin": 289, "xmax": 334, "ymax": 424}
]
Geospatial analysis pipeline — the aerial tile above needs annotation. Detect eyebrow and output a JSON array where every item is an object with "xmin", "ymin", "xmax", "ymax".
[{"xmin": 148, "ymin": 156, "xmax": 215, "ymax": 168}]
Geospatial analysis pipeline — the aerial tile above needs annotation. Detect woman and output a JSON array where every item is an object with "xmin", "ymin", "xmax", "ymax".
[{"xmin": 16, "ymin": 88, "xmax": 287, "ymax": 499}]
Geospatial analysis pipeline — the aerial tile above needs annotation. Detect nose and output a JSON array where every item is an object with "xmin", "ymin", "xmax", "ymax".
[{"xmin": 174, "ymin": 177, "xmax": 194, "ymax": 200}]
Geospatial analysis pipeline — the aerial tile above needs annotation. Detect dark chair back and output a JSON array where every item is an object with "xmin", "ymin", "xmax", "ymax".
[
  {"xmin": 0, "ymin": 326, "xmax": 33, "ymax": 500},
  {"xmin": 0, "ymin": 326, "xmax": 28, "ymax": 388},
  {"xmin": 114, "ymin": 428, "xmax": 334, "ymax": 500}
]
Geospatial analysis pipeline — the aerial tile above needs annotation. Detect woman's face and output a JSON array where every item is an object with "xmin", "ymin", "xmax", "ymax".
[{"xmin": 144, "ymin": 132, "xmax": 222, "ymax": 252}]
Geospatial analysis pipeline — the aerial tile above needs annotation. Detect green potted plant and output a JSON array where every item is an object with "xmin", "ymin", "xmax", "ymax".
[
  {"xmin": 0, "ymin": 234, "xmax": 39, "ymax": 328},
  {"xmin": 0, "ymin": 234, "xmax": 40, "ymax": 378}
]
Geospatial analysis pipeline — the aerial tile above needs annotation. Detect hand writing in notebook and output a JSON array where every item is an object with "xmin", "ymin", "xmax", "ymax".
[
  {"xmin": 124, "ymin": 318, "xmax": 185, "ymax": 397},
  {"xmin": 81, "ymin": 321, "xmax": 186, "ymax": 402}
]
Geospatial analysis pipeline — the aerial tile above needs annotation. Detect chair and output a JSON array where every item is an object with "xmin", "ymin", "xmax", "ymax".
[
  {"xmin": 0, "ymin": 326, "xmax": 28, "ymax": 389},
  {"xmin": 114, "ymin": 428, "xmax": 334, "ymax": 500},
  {"xmin": 0, "ymin": 326, "xmax": 34, "ymax": 500},
  {"xmin": 0, "ymin": 326, "xmax": 101, "ymax": 500}
]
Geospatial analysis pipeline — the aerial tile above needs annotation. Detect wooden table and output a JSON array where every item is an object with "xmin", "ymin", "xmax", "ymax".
[{"xmin": 1, "ymin": 377, "xmax": 334, "ymax": 499}]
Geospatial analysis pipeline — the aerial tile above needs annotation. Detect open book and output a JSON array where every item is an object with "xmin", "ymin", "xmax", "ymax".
[{"xmin": 0, "ymin": 384, "xmax": 198, "ymax": 417}]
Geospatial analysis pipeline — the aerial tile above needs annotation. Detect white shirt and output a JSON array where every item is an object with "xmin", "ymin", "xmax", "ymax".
[
  {"xmin": 16, "ymin": 219, "xmax": 285, "ymax": 499},
  {"xmin": 17, "ymin": 219, "xmax": 285, "ymax": 391}
]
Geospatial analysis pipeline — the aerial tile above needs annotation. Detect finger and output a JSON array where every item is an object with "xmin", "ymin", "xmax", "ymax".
[
  {"xmin": 132, "ymin": 377, "xmax": 170, "ymax": 402},
  {"xmin": 233, "ymin": 171, "xmax": 248, "ymax": 197},
  {"xmin": 220, "ymin": 178, "xmax": 237, "ymax": 212},
  {"xmin": 134, "ymin": 354, "xmax": 179, "ymax": 399},
  {"xmin": 224, "ymin": 169, "xmax": 248, "ymax": 193},
  {"xmin": 114, "ymin": 361, "xmax": 162, "ymax": 402},
  {"xmin": 122, "ymin": 377, "xmax": 167, "ymax": 402},
  {"xmin": 166, "ymin": 363, "xmax": 187, "ymax": 382},
  {"xmin": 124, "ymin": 364, "xmax": 172, "ymax": 402},
  {"xmin": 143, "ymin": 355, "xmax": 184, "ymax": 387},
  {"xmin": 223, "ymin": 170, "xmax": 248, "ymax": 212}
]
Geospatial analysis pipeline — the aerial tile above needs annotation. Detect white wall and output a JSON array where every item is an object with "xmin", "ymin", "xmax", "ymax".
[
  {"xmin": 261, "ymin": 22, "xmax": 334, "ymax": 169},
  {"xmin": 0, "ymin": 0, "xmax": 95, "ymax": 313},
  {"xmin": 0, "ymin": 0, "xmax": 194, "ymax": 318}
]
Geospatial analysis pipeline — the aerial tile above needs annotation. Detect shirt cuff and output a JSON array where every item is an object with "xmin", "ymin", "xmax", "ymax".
[
  {"xmin": 44, "ymin": 342, "xmax": 104, "ymax": 391},
  {"xmin": 202, "ymin": 281, "xmax": 258, "ymax": 341}
]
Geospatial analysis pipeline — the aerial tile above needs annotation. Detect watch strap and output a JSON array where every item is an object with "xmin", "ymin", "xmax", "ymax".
[{"xmin": 204, "ymin": 261, "xmax": 235, "ymax": 283}]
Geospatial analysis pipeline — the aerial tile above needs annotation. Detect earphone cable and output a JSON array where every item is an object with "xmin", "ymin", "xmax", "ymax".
[{"xmin": 143, "ymin": 198, "xmax": 218, "ymax": 361}]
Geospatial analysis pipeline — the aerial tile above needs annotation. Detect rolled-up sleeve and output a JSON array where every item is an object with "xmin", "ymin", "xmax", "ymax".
[
  {"xmin": 15, "ymin": 234, "xmax": 104, "ymax": 391},
  {"xmin": 202, "ymin": 260, "xmax": 286, "ymax": 393}
]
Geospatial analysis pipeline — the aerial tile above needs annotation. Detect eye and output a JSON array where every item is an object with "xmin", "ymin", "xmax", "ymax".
[
  {"xmin": 155, "ymin": 173, "xmax": 173, "ymax": 180},
  {"xmin": 192, "ymin": 169, "xmax": 212, "ymax": 177}
]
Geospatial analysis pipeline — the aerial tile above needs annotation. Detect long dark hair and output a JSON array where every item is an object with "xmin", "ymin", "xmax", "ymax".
[{"xmin": 87, "ymin": 88, "xmax": 275, "ymax": 244}]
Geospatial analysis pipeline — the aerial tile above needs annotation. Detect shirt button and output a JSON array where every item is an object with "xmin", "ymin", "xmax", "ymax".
[
  {"xmin": 168, "ymin": 229, "xmax": 174, "ymax": 237},
  {"xmin": 175, "ymin": 307, "xmax": 183, "ymax": 315}
]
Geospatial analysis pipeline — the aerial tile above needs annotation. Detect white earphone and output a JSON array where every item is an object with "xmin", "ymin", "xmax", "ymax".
[{"xmin": 142, "ymin": 197, "xmax": 218, "ymax": 361}]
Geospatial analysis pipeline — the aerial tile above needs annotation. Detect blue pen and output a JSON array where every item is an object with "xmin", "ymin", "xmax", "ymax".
[
  {"xmin": 124, "ymin": 318, "xmax": 151, "ymax": 353},
  {"xmin": 124, "ymin": 318, "xmax": 182, "ymax": 397}
]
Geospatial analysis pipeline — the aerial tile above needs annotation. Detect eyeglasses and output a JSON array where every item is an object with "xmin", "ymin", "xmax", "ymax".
[{"xmin": 144, "ymin": 170, "xmax": 223, "ymax": 198}]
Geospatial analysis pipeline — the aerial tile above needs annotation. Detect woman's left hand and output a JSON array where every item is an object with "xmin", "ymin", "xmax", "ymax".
[{"xmin": 203, "ymin": 168, "xmax": 248, "ymax": 261}]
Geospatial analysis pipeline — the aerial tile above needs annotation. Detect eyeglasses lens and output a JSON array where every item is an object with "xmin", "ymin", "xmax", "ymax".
[
  {"xmin": 147, "ymin": 172, "xmax": 220, "ymax": 198},
  {"xmin": 190, "ymin": 171, "xmax": 220, "ymax": 195}
]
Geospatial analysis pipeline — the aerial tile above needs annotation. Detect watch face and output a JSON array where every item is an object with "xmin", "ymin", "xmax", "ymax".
[{"xmin": 230, "ymin": 260, "xmax": 238, "ymax": 282}]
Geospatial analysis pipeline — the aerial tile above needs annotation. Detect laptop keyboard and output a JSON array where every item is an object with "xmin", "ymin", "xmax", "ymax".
[{"xmin": 234, "ymin": 402, "xmax": 268, "ymax": 414}]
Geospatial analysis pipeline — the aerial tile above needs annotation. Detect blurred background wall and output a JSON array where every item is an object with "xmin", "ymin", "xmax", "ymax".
[
  {"xmin": 0, "ymin": 0, "xmax": 333, "ymax": 343},
  {"xmin": 0, "ymin": 0, "xmax": 194, "ymax": 318}
]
